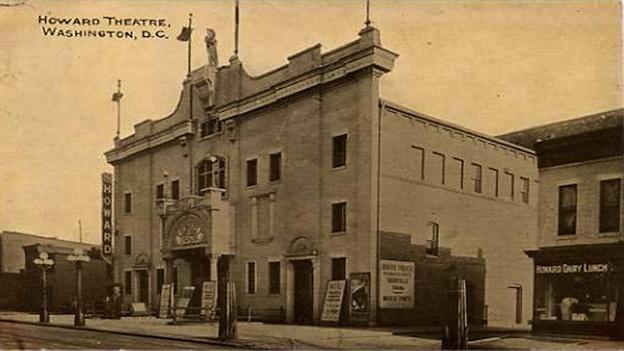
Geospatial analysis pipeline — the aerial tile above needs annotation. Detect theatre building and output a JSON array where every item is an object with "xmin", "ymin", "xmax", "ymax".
[
  {"xmin": 105, "ymin": 25, "xmax": 537, "ymax": 327},
  {"xmin": 500, "ymin": 109, "xmax": 623, "ymax": 337}
]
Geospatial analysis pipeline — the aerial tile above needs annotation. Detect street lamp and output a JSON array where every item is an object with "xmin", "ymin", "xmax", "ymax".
[
  {"xmin": 33, "ymin": 251, "xmax": 54, "ymax": 323},
  {"xmin": 67, "ymin": 248, "xmax": 90, "ymax": 327}
]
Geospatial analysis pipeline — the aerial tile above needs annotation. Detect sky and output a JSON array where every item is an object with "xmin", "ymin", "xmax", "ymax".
[{"xmin": 0, "ymin": 0, "xmax": 621, "ymax": 244}]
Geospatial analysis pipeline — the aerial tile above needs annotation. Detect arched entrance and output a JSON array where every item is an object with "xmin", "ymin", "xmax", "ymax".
[{"xmin": 285, "ymin": 237, "xmax": 320, "ymax": 324}]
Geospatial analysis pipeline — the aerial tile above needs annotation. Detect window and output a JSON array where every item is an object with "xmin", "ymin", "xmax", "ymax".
[
  {"xmin": 197, "ymin": 157, "xmax": 226, "ymax": 194},
  {"xmin": 247, "ymin": 262, "xmax": 256, "ymax": 294},
  {"xmin": 412, "ymin": 146, "xmax": 425, "ymax": 180},
  {"xmin": 520, "ymin": 177, "xmax": 530, "ymax": 204},
  {"xmin": 426, "ymin": 222, "xmax": 440, "ymax": 256},
  {"xmin": 558, "ymin": 184, "xmax": 577, "ymax": 235},
  {"xmin": 471, "ymin": 164, "xmax": 482, "ymax": 193},
  {"xmin": 156, "ymin": 268, "xmax": 165, "ymax": 294},
  {"xmin": 247, "ymin": 159, "xmax": 258, "ymax": 186},
  {"xmin": 505, "ymin": 172, "xmax": 515, "ymax": 200},
  {"xmin": 124, "ymin": 271, "xmax": 132, "ymax": 296},
  {"xmin": 453, "ymin": 157, "xmax": 464, "ymax": 189},
  {"xmin": 489, "ymin": 168, "xmax": 499, "ymax": 197},
  {"xmin": 331, "ymin": 257, "xmax": 346, "ymax": 280},
  {"xmin": 331, "ymin": 202, "xmax": 347, "ymax": 233},
  {"xmin": 156, "ymin": 184, "xmax": 164, "ymax": 200},
  {"xmin": 124, "ymin": 235, "xmax": 132, "ymax": 255},
  {"xmin": 124, "ymin": 192, "xmax": 132, "ymax": 213},
  {"xmin": 171, "ymin": 180, "xmax": 180, "ymax": 200},
  {"xmin": 332, "ymin": 134, "xmax": 347, "ymax": 168},
  {"xmin": 200, "ymin": 118, "xmax": 222, "ymax": 138},
  {"xmin": 600, "ymin": 178, "xmax": 621, "ymax": 233},
  {"xmin": 269, "ymin": 152, "xmax": 282, "ymax": 182},
  {"xmin": 432, "ymin": 152, "xmax": 445, "ymax": 185},
  {"xmin": 269, "ymin": 261, "xmax": 281, "ymax": 294}
]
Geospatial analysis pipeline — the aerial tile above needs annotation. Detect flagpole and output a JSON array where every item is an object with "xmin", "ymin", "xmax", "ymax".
[
  {"xmin": 365, "ymin": 0, "xmax": 371, "ymax": 27},
  {"xmin": 234, "ymin": 0, "xmax": 239, "ymax": 56},
  {"xmin": 116, "ymin": 79, "xmax": 121, "ymax": 139},
  {"xmin": 187, "ymin": 13, "xmax": 194, "ymax": 196}
]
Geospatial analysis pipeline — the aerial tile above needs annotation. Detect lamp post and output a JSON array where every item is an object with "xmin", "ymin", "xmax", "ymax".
[
  {"xmin": 33, "ymin": 251, "xmax": 54, "ymax": 323},
  {"xmin": 68, "ymin": 248, "xmax": 90, "ymax": 327}
]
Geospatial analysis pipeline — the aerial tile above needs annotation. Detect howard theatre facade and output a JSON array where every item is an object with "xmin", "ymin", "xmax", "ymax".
[{"xmin": 105, "ymin": 26, "xmax": 538, "ymax": 327}]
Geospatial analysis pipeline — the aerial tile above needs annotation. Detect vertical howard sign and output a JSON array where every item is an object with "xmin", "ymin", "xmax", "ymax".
[{"xmin": 101, "ymin": 172, "xmax": 113, "ymax": 257}]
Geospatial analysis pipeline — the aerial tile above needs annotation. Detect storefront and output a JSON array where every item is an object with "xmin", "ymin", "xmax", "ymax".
[{"xmin": 526, "ymin": 243, "xmax": 624, "ymax": 339}]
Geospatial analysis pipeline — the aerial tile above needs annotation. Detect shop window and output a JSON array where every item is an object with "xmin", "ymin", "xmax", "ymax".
[
  {"xmin": 171, "ymin": 180, "xmax": 180, "ymax": 200},
  {"xmin": 200, "ymin": 118, "xmax": 222, "ymax": 138},
  {"xmin": 332, "ymin": 134, "xmax": 347, "ymax": 168},
  {"xmin": 124, "ymin": 192, "xmax": 132, "ymax": 213},
  {"xmin": 197, "ymin": 157, "xmax": 226, "ymax": 194},
  {"xmin": 520, "ymin": 177, "xmax": 530, "ymax": 204},
  {"xmin": 269, "ymin": 152, "xmax": 282, "ymax": 182},
  {"xmin": 558, "ymin": 184, "xmax": 577, "ymax": 235},
  {"xmin": 124, "ymin": 235, "xmax": 132, "ymax": 255},
  {"xmin": 331, "ymin": 202, "xmax": 347, "ymax": 233},
  {"xmin": 412, "ymin": 146, "xmax": 425, "ymax": 180},
  {"xmin": 431, "ymin": 152, "xmax": 446, "ymax": 185},
  {"xmin": 247, "ymin": 262, "xmax": 256, "ymax": 294},
  {"xmin": 331, "ymin": 257, "xmax": 346, "ymax": 280},
  {"xmin": 156, "ymin": 268, "xmax": 164, "ymax": 294},
  {"xmin": 471, "ymin": 163, "xmax": 482, "ymax": 194},
  {"xmin": 600, "ymin": 178, "xmax": 621, "ymax": 233},
  {"xmin": 268, "ymin": 261, "xmax": 280, "ymax": 294},
  {"xmin": 247, "ymin": 159, "xmax": 258, "ymax": 186},
  {"xmin": 156, "ymin": 184, "xmax": 164, "ymax": 200},
  {"xmin": 124, "ymin": 271, "xmax": 132, "ymax": 296},
  {"xmin": 489, "ymin": 168, "xmax": 499, "ymax": 197}
]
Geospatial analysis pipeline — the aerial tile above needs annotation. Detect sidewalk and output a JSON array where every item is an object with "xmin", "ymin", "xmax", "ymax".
[{"xmin": 0, "ymin": 312, "xmax": 440, "ymax": 349}]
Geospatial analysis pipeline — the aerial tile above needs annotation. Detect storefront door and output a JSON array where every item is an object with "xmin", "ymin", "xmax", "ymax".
[
  {"xmin": 138, "ymin": 270, "xmax": 149, "ymax": 303},
  {"xmin": 293, "ymin": 260, "xmax": 313, "ymax": 324}
]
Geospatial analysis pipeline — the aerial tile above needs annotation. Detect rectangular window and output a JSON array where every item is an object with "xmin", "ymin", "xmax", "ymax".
[
  {"xmin": 156, "ymin": 268, "xmax": 165, "ymax": 294},
  {"xmin": 505, "ymin": 171, "xmax": 515, "ymax": 200},
  {"xmin": 558, "ymin": 184, "xmax": 577, "ymax": 235},
  {"xmin": 412, "ymin": 146, "xmax": 425, "ymax": 180},
  {"xmin": 172, "ymin": 267, "xmax": 178, "ymax": 294},
  {"xmin": 489, "ymin": 168, "xmax": 499, "ymax": 197},
  {"xmin": 247, "ymin": 262, "xmax": 256, "ymax": 294},
  {"xmin": 332, "ymin": 134, "xmax": 347, "ymax": 168},
  {"xmin": 124, "ymin": 192, "xmax": 132, "ymax": 213},
  {"xmin": 156, "ymin": 184, "xmax": 164, "ymax": 200},
  {"xmin": 331, "ymin": 257, "xmax": 346, "ymax": 280},
  {"xmin": 269, "ymin": 152, "xmax": 282, "ymax": 182},
  {"xmin": 520, "ymin": 177, "xmax": 530, "ymax": 204},
  {"xmin": 124, "ymin": 271, "xmax": 132, "ymax": 296},
  {"xmin": 268, "ymin": 261, "xmax": 281, "ymax": 294},
  {"xmin": 331, "ymin": 202, "xmax": 347, "ymax": 233},
  {"xmin": 600, "ymin": 178, "xmax": 621, "ymax": 233},
  {"xmin": 124, "ymin": 235, "xmax": 132, "ymax": 255},
  {"xmin": 471, "ymin": 163, "xmax": 482, "ymax": 193},
  {"xmin": 432, "ymin": 152, "xmax": 446, "ymax": 185},
  {"xmin": 247, "ymin": 159, "xmax": 258, "ymax": 186},
  {"xmin": 453, "ymin": 157, "xmax": 464, "ymax": 189},
  {"xmin": 200, "ymin": 119, "xmax": 222, "ymax": 138},
  {"xmin": 171, "ymin": 180, "xmax": 180, "ymax": 200}
]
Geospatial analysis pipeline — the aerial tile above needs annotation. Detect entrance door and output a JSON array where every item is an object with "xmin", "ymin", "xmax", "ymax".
[
  {"xmin": 138, "ymin": 271, "xmax": 149, "ymax": 303},
  {"xmin": 189, "ymin": 258, "xmax": 208, "ymax": 313},
  {"xmin": 293, "ymin": 260, "xmax": 313, "ymax": 324}
]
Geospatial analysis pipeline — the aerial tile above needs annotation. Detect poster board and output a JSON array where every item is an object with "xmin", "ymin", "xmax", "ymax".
[
  {"xmin": 380, "ymin": 260, "xmax": 415, "ymax": 308},
  {"xmin": 158, "ymin": 284, "xmax": 172, "ymax": 318},
  {"xmin": 200, "ymin": 281, "xmax": 217, "ymax": 317},
  {"xmin": 174, "ymin": 286, "xmax": 195, "ymax": 317},
  {"xmin": 349, "ymin": 272, "xmax": 370, "ymax": 323},
  {"xmin": 320, "ymin": 280, "xmax": 346, "ymax": 322}
]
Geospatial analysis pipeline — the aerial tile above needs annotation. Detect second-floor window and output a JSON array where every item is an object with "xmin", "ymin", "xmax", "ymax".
[
  {"xmin": 520, "ymin": 177, "xmax": 530, "ymax": 204},
  {"xmin": 332, "ymin": 134, "xmax": 347, "ymax": 168},
  {"xmin": 558, "ymin": 184, "xmax": 577, "ymax": 235},
  {"xmin": 471, "ymin": 163, "xmax": 482, "ymax": 194},
  {"xmin": 331, "ymin": 202, "xmax": 347, "ymax": 233},
  {"xmin": 269, "ymin": 152, "xmax": 282, "ymax": 182},
  {"xmin": 156, "ymin": 184, "xmax": 164, "ymax": 200},
  {"xmin": 600, "ymin": 178, "xmax": 621, "ymax": 233},
  {"xmin": 124, "ymin": 192, "xmax": 132, "ymax": 213},
  {"xmin": 247, "ymin": 159, "xmax": 258, "ymax": 186},
  {"xmin": 200, "ymin": 118, "xmax": 222, "ymax": 138},
  {"xmin": 124, "ymin": 235, "xmax": 132, "ymax": 255},
  {"xmin": 197, "ymin": 157, "xmax": 226, "ymax": 194},
  {"xmin": 171, "ymin": 180, "xmax": 180, "ymax": 200}
]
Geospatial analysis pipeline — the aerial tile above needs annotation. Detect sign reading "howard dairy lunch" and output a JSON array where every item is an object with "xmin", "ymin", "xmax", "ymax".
[
  {"xmin": 536, "ymin": 263, "xmax": 610, "ymax": 274},
  {"xmin": 380, "ymin": 260, "xmax": 414, "ymax": 309}
]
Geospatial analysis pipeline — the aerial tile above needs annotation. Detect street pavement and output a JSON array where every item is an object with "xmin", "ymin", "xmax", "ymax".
[{"xmin": 0, "ymin": 321, "xmax": 228, "ymax": 349}]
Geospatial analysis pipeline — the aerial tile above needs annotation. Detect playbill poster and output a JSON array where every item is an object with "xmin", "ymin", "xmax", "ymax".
[{"xmin": 0, "ymin": 0, "xmax": 622, "ymax": 349}]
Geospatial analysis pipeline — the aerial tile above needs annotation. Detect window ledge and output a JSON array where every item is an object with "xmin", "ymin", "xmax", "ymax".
[
  {"xmin": 425, "ymin": 254, "xmax": 440, "ymax": 259},
  {"xmin": 331, "ymin": 165, "xmax": 347, "ymax": 172},
  {"xmin": 252, "ymin": 237, "xmax": 274, "ymax": 245},
  {"xmin": 597, "ymin": 232, "xmax": 620, "ymax": 237},
  {"xmin": 555, "ymin": 235, "xmax": 577, "ymax": 241},
  {"xmin": 198, "ymin": 131, "xmax": 224, "ymax": 141},
  {"xmin": 331, "ymin": 231, "xmax": 347, "ymax": 236}
]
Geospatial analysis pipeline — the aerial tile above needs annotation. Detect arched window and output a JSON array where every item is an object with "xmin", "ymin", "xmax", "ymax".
[{"xmin": 197, "ymin": 156, "xmax": 226, "ymax": 195}]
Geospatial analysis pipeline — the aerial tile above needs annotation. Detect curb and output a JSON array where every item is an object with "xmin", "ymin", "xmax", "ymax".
[{"xmin": 0, "ymin": 318, "xmax": 273, "ymax": 349}]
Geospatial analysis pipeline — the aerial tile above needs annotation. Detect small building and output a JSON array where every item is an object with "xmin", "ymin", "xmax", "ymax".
[
  {"xmin": 500, "ymin": 108, "xmax": 623, "ymax": 338},
  {"xmin": 105, "ymin": 25, "xmax": 537, "ymax": 327},
  {"xmin": 22, "ymin": 243, "xmax": 111, "ymax": 313}
]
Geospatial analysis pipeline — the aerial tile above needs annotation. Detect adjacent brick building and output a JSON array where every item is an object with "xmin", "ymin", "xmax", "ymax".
[
  {"xmin": 500, "ymin": 108, "xmax": 623, "ymax": 337},
  {"xmin": 105, "ymin": 26, "xmax": 537, "ymax": 327}
]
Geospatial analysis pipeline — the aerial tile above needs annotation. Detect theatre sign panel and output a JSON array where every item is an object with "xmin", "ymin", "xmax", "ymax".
[{"xmin": 380, "ymin": 260, "xmax": 414, "ymax": 308}]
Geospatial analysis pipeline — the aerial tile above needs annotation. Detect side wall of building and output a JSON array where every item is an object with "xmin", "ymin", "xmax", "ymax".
[{"xmin": 378, "ymin": 105, "xmax": 539, "ymax": 327}]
